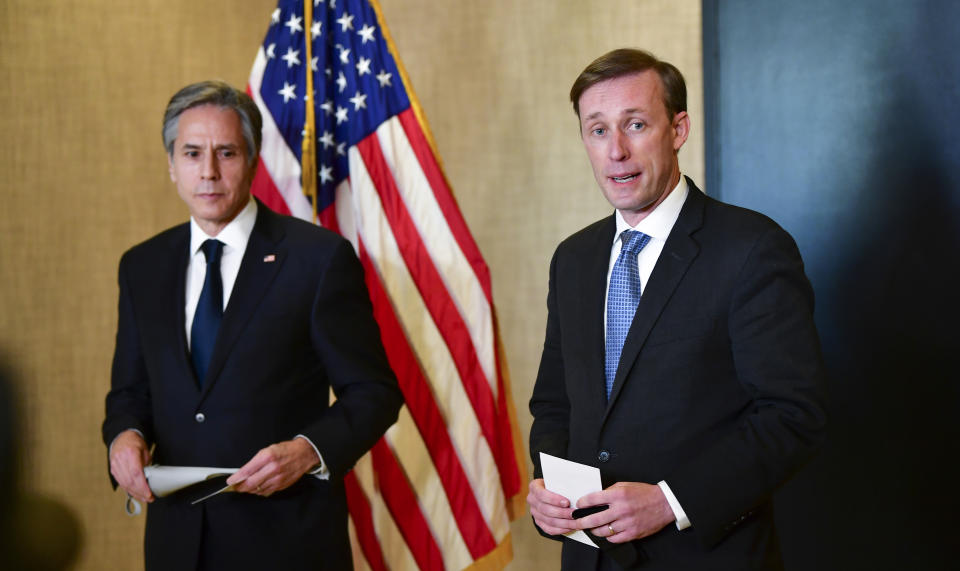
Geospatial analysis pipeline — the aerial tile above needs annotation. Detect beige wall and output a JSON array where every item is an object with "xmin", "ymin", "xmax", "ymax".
[{"xmin": 0, "ymin": 1, "xmax": 701, "ymax": 569}]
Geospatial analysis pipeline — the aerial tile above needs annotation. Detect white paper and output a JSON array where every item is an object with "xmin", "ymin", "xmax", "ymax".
[
  {"xmin": 539, "ymin": 452, "xmax": 602, "ymax": 548},
  {"xmin": 144, "ymin": 465, "xmax": 239, "ymax": 497}
]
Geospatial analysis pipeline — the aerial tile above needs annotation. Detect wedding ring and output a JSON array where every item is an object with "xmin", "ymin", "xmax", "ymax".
[{"xmin": 608, "ymin": 523, "xmax": 615, "ymax": 534}]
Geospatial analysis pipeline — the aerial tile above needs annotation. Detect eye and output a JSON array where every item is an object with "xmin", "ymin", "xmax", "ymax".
[
  {"xmin": 591, "ymin": 127, "xmax": 606, "ymax": 136},
  {"xmin": 184, "ymin": 150, "xmax": 200, "ymax": 158},
  {"xmin": 629, "ymin": 121, "xmax": 644, "ymax": 131}
]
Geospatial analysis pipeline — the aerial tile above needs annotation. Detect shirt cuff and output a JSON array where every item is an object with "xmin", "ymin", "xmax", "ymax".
[
  {"xmin": 657, "ymin": 480, "xmax": 691, "ymax": 530},
  {"xmin": 294, "ymin": 434, "xmax": 330, "ymax": 480}
]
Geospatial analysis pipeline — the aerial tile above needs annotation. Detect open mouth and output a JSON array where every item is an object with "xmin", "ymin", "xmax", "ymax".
[{"xmin": 611, "ymin": 173, "xmax": 639, "ymax": 183}]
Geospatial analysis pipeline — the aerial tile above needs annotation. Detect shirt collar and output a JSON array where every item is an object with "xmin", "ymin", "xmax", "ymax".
[
  {"xmin": 614, "ymin": 175, "xmax": 689, "ymax": 242},
  {"xmin": 189, "ymin": 197, "xmax": 258, "ymax": 255}
]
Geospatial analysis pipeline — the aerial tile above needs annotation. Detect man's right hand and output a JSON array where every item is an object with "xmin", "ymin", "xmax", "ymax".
[
  {"xmin": 109, "ymin": 430, "xmax": 154, "ymax": 503},
  {"xmin": 527, "ymin": 478, "xmax": 578, "ymax": 536}
]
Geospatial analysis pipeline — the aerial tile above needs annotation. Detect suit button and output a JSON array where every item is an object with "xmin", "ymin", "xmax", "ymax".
[
  {"xmin": 597, "ymin": 450, "xmax": 610, "ymax": 463},
  {"xmin": 195, "ymin": 413, "xmax": 205, "ymax": 423}
]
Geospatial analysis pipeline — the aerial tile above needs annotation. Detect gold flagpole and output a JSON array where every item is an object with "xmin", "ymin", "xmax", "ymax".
[{"xmin": 301, "ymin": 0, "xmax": 318, "ymax": 217}]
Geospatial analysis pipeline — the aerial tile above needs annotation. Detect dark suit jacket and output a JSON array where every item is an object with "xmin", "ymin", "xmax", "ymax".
[
  {"xmin": 103, "ymin": 201, "xmax": 403, "ymax": 570},
  {"xmin": 529, "ymin": 179, "xmax": 827, "ymax": 570}
]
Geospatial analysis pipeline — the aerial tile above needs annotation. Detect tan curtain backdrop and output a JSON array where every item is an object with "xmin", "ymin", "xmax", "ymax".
[{"xmin": 0, "ymin": 1, "xmax": 702, "ymax": 568}]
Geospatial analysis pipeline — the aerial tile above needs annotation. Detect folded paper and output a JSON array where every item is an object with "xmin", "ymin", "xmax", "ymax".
[
  {"xmin": 124, "ymin": 465, "xmax": 239, "ymax": 516},
  {"xmin": 145, "ymin": 465, "xmax": 239, "ymax": 496}
]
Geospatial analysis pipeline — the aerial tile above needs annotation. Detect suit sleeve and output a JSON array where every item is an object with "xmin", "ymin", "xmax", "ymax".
[
  {"xmin": 297, "ymin": 240, "xmax": 403, "ymax": 479},
  {"xmin": 528, "ymin": 249, "xmax": 571, "ymax": 479},
  {"xmin": 668, "ymin": 225, "xmax": 828, "ymax": 547},
  {"xmin": 102, "ymin": 254, "xmax": 154, "ymax": 484}
]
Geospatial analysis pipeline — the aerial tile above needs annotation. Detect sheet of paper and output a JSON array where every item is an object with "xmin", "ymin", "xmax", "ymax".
[
  {"xmin": 144, "ymin": 465, "xmax": 239, "ymax": 497},
  {"xmin": 539, "ymin": 452, "xmax": 601, "ymax": 548}
]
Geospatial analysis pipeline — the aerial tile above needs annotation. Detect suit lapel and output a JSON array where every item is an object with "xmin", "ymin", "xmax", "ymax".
[
  {"xmin": 199, "ymin": 204, "xmax": 286, "ymax": 401},
  {"xmin": 604, "ymin": 181, "xmax": 706, "ymax": 416},
  {"xmin": 151, "ymin": 226, "xmax": 200, "ymax": 395},
  {"xmin": 582, "ymin": 217, "xmax": 617, "ymax": 411}
]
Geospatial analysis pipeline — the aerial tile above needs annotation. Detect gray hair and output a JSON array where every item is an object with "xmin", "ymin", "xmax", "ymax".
[{"xmin": 162, "ymin": 80, "xmax": 263, "ymax": 165}]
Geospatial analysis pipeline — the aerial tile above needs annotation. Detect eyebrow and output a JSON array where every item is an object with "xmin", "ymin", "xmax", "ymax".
[
  {"xmin": 582, "ymin": 107, "xmax": 647, "ymax": 122},
  {"xmin": 179, "ymin": 142, "xmax": 242, "ymax": 151}
]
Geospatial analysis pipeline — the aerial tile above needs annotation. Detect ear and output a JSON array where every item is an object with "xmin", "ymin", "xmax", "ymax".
[
  {"xmin": 672, "ymin": 111, "xmax": 690, "ymax": 152},
  {"xmin": 167, "ymin": 153, "xmax": 176, "ymax": 183}
]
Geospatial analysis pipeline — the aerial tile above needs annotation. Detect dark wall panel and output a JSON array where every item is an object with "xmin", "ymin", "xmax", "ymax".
[{"xmin": 704, "ymin": 1, "xmax": 959, "ymax": 568}]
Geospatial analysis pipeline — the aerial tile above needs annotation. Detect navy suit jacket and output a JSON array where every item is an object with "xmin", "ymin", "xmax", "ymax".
[
  {"xmin": 103, "ymin": 201, "xmax": 402, "ymax": 570},
  {"xmin": 529, "ymin": 179, "xmax": 827, "ymax": 570}
]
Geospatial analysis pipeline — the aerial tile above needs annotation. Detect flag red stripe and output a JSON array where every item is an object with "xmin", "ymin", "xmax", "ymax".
[
  {"xmin": 356, "ymin": 135, "xmax": 503, "ymax": 470},
  {"xmin": 318, "ymin": 201, "xmax": 339, "ymax": 233},
  {"xmin": 370, "ymin": 440, "xmax": 445, "ymax": 570},
  {"xmin": 358, "ymin": 244, "xmax": 498, "ymax": 559},
  {"xmin": 344, "ymin": 471, "xmax": 388, "ymax": 571},
  {"xmin": 493, "ymin": 340, "xmax": 521, "ymax": 499},
  {"xmin": 397, "ymin": 109, "xmax": 493, "ymax": 302},
  {"xmin": 250, "ymin": 156, "xmax": 293, "ymax": 216}
]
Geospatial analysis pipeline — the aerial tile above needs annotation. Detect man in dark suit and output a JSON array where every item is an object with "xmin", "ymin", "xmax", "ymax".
[
  {"xmin": 103, "ymin": 81, "xmax": 403, "ymax": 570},
  {"xmin": 527, "ymin": 49, "xmax": 827, "ymax": 570}
]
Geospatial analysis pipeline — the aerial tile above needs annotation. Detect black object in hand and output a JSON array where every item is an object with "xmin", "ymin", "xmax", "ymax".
[{"xmin": 572, "ymin": 504, "xmax": 609, "ymax": 519}]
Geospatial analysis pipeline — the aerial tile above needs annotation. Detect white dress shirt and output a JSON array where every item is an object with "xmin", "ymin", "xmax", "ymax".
[
  {"xmin": 184, "ymin": 198, "xmax": 258, "ymax": 346},
  {"xmin": 603, "ymin": 175, "xmax": 693, "ymax": 530}
]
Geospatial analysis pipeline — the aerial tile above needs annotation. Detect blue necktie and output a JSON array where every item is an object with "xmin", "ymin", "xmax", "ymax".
[
  {"xmin": 605, "ymin": 230, "xmax": 651, "ymax": 399},
  {"xmin": 191, "ymin": 239, "xmax": 224, "ymax": 386}
]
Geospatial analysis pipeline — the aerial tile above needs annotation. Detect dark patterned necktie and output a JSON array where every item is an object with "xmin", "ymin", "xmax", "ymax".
[
  {"xmin": 191, "ymin": 239, "xmax": 224, "ymax": 386},
  {"xmin": 605, "ymin": 230, "xmax": 651, "ymax": 399}
]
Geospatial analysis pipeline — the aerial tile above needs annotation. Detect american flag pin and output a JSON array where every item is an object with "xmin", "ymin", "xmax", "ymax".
[{"xmin": 263, "ymin": 254, "xmax": 276, "ymax": 262}]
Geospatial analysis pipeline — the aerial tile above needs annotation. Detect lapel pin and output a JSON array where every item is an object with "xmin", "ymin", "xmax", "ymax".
[{"xmin": 263, "ymin": 254, "xmax": 276, "ymax": 262}]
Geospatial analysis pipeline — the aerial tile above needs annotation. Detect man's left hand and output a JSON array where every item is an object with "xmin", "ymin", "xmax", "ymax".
[
  {"xmin": 575, "ymin": 482, "xmax": 675, "ymax": 543},
  {"xmin": 226, "ymin": 438, "xmax": 320, "ymax": 496}
]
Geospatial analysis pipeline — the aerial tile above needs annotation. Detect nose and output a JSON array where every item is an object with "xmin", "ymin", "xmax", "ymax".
[
  {"xmin": 608, "ymin": 130, "xmax": 629, "ymax": 161},
  {"xmin": 200, "ymin": 151, "xmax": 220, "ymax": 180}
]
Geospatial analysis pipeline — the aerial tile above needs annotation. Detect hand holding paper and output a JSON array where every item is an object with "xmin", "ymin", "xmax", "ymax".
[
  {"xmin": 109, "ymin": 430, "xmax": 153, "ymax": 504},
  {"xmin": 534, "ymin": 452, "xmax": 604, "ymax": 547},
  {"xmin": 528, "ymin": 478, "xmax": 576, "ymax": 535},
  {"xmin": 577, "ymin": 481, "xmax": 675, "ymax": 543},
  {"xmin": 226, "ymin": 438, "xmax": 319, "ymax": 496}
]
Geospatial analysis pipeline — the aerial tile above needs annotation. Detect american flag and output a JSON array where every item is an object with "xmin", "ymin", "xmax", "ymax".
[{"xmin": 246, "ymin": 1, "xmax": 526, "ymax": 569}]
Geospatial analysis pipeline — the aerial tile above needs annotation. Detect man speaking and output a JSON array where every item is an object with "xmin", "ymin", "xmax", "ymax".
[
  {"xmin": 103, "ymin": 80, "xmax": 403, "ymax": 570},
  {"xmin": 527, "ymin": 49, "xmax": 827, "ymax": 569}
]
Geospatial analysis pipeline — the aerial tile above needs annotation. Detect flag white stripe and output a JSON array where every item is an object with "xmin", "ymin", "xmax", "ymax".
[
  {"xmin": 375, "ymin": 118, "xmax": 498, "ymax": 397},
  {"xmin": 347, "ymin": 148, "xmax": 510, "ymax": 539},
  {"xmin": 335, "ymin": 180, "xmax": 358, "ymax": 252},
  {"xmin": 248, "ymin": 49, "xmax": 314, "ymax": 222}
]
